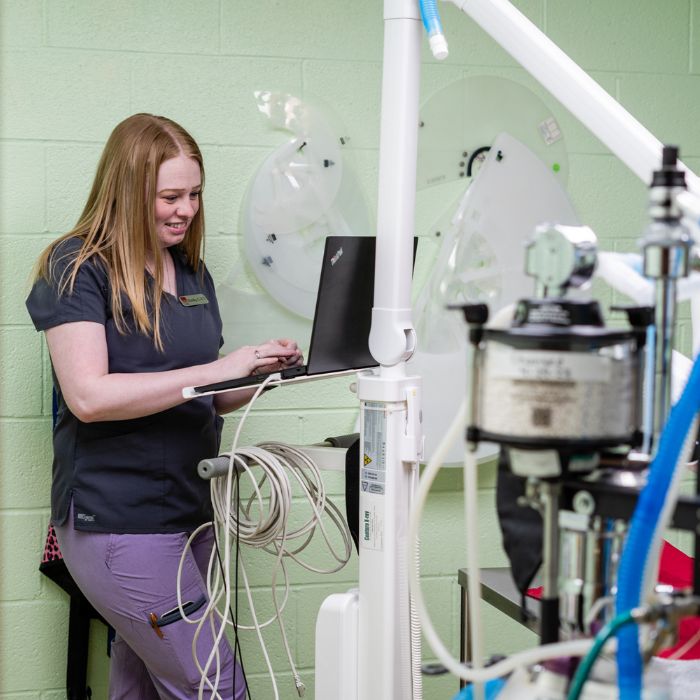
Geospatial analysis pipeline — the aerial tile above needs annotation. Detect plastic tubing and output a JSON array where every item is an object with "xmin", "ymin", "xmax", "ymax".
[
  {"xmin": 567, "ymin": 610, "xmax": 637, "ymax": 700},
  {"xmin": 615, "ymin": 350, "xmax": 700, "ymax": 699},
  {"xmin": 418, "ymin": 0, "xmax": 449, "ymax": 59},
  {"xmin": 407, "ymin": 399, "xmax": 596, "ymax": 684},
  {"xmin": 464, "ymin": 446, "xmax": 485, "ymax": 700}
]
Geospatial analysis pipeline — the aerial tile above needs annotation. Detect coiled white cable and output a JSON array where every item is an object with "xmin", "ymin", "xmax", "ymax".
[
  {"xmin": 177, "ymin": 376, "xmax": 353, "ymax": 698},
  {"xmin": 176, "ymin": 378, "xmax": 273, "ymax": 700}
]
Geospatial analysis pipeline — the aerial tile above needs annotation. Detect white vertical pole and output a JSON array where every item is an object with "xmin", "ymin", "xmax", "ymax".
[
  {"xmin": 358, "ymin": 2, "xmax": 423, "ymax": 699},
  {"xmin": 367, "ymin": 0, "xmax": 421, "ymax": 369}
]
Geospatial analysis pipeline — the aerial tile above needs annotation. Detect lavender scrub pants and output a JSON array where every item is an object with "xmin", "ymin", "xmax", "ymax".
[{"xmin": 55, "ymin": 507, "xmax": 247, "ymax": 700}]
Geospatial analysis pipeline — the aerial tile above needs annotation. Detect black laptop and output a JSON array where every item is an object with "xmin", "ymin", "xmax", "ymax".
[{"xmin": 186, "ymin": 236, "xmax": 389, "ymax": 397}]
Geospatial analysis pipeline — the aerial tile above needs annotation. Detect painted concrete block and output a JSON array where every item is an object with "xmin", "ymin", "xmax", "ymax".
[
  {"xmin": 0, "ymin": 419, "xmax": 53, "ymax": 510},
  {"xmin": 418, "ymin": 577, "xmax": 457, "ymax": 660},
  {"xmin": 41, "ymin": 343, "xmax": 55, "ymax": 417},
  {"xmin": 567, "ymin": 153, "xmax": 648, "ymax": 244},
  {"xmin": 480, "ymin": 597, "xmax": 538, "ymax": 656},
  {"xmin": 0, "ymin": 0, "xmax": 43, "ymax": 48},
  {"xmin": 198, "ymin": 146, "xmax": 227, "ymax": 236},
  {"xmin": 547, "ymin": 0, "xmax": 690, "ymax": 74},
  {"xmin": 692, "ymin": 0, "xmax": 700, "ymax": 74},
  {"xmin": 419, "ymin": 488, "xmax": 509, "ymax": 574},
  {"xmin": 0, "ymin": 512, "xmax": 44, "ymax": 601},
  {"xmin": 300, "ymin": 409, "xmax": 359, "ymax": 445},
  {"xmin": 0, "ymin": 143, "xmax": 45, "ymax": 234},
  {"xmin": 205, "ymin": 234, "xmax": 242, "ymax": 290},
  {"xmin": 258, "ymin": 377, "xmax": 359, "ymax": 412},
  {"xmin": 131, "ymin": 55, "xmax": 302, "ymax": 147},
  {"xmin": 46, "ymin": 145, "xmax": 102, "ymax": 234},
  {"xmin": 0, "ymin": 236, "xmax": 52, "ymax": 325},
  {"xmin": 619, "ymin": 73, "xmax": 700, "ymax": 158},
  {"xmin": 46, "ymin": 0, "xmax": 219, "ymax": 54},
  {"xmin": 221, "ymin": 0, "xmax": 383, "ymax": 62},
  {"xmin": 0, "ymin": 600, "xmax": 68, "ymax": 692},
  {"xmin": 0, "ymin": 51, "xmax": 131, "ymax": 142},
  {"xmin": 222, "ymin": 410, "xmax": 302, "ymax": 448},
  {"xmin": 0, "ymin": 328, "xmax": 44, "ymax": 417}
]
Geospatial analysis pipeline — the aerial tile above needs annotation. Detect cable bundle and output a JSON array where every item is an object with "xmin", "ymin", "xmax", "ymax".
[{"xmin": 177, "ymin": 378, "xmax": 353, "ymax": 699}]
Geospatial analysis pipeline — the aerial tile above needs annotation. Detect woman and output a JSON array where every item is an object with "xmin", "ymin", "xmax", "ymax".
[{"xmin": 26, "ymin": 113, "xmax": 301, "ymax": 699}]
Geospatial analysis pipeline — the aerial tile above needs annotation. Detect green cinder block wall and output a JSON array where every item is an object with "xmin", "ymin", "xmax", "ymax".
[{"xmin": 1, "ymin": 1, "xmax": 698, "ymax": 698}]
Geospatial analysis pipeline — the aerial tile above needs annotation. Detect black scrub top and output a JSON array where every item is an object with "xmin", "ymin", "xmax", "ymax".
[{"xmin": 26, "ymin": 237, "xmax": 223, "ymax": 534}]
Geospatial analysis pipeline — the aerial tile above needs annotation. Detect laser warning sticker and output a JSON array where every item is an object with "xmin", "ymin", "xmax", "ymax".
[{"xmin": 361, "ymin": 401, "xmax": 386, "ymax": 496}]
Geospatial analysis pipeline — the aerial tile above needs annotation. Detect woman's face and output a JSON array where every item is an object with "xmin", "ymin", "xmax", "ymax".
[{"xmin": 154, "ymin": 154, "xmax": 202, "ymax": 248}]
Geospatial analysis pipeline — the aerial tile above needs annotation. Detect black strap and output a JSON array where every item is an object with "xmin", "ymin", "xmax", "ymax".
[{"xmin": 66, "ymin": 596, "xmax": 94, "ymax": 699}]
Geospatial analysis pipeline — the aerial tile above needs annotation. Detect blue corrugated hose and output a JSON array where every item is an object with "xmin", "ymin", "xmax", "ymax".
[{"xmin": 615, "ymin": 349, "xmax": 700, "ymax": 699}]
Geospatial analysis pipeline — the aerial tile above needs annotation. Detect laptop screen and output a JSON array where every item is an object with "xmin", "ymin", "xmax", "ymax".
[
  {"xmin": 306, "ymin": 235, "xmax": 417, "ymax": 375},
  {"xmin": 306, "ymin": 236, "xmax": 377, "ymax": 375}
]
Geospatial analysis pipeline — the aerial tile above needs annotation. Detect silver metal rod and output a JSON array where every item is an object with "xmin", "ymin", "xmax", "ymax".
[
  {"xmin": 542, "ymin": 482, "xmax": 561, "ymax": 598},
  {"xmin": 652, "ymin": 276, "xmax": 677, "ymax": 447}
]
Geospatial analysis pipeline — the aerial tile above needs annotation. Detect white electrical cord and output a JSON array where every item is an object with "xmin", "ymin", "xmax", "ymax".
[
  {"xmin": 408, "ymin": 398, "xmax": 596, "ymax": 684},
  {"xmin": 176, "ymin": 376, "xmax": 353, "ymax": 699},
  {"xmin": 585, "ymin": 596, "xmax": 615, "ymax": 632},
  {"xmin": 176, "ymin": 378, "xmax": 273, "ymax": 699},
  {"xmin": 464, "ymin": 445, "xmax": 485, "ymax": 700}
]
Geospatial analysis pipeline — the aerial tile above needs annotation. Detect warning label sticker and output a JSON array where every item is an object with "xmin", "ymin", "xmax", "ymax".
[
  {"xmin": 361, "ymin": 468, "xmax": 383, "ymax": 482},
  {"xmin": 361, "ymin": 402, "xmax": 386, "ymax": 496}
]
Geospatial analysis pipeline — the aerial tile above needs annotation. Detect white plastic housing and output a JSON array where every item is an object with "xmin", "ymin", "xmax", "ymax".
[{"xmin": 315, "ymin": 591, "xmax": 359, "ymax": 700}]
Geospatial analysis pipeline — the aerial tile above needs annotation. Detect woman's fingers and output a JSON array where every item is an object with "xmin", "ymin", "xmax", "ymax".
[
  {"xmin": 257, "ymin": 339, "xmax": 299, "ymax": 359},
  {"xmin": 244, "ymin": 339, "xmax": 304, "ymax": 377}
]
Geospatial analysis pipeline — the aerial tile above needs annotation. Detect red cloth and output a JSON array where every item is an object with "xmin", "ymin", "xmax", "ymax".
[
  {"xmin": 656, "ymin": 542, "xmax": 700, "ymax": 660},
  {"xmin": 526, "ymin": 585, "xmax": 542, "ymax": 599},
  {"xmin": 657, "ymin": 540, "xmax": 694, "ymax": 588}
]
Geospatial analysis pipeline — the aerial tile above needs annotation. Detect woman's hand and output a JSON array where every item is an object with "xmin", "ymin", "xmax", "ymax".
[
  {"xmin": 216, "ymin": 338, "xmax": 303, "ymax": 379},
  {"xmin": 268, "ymin": 338, "xmax": 303, "ymax": 371},
  {"xmin": 212, "ymin": 338, "xmax": 304, "ymax": 415}
]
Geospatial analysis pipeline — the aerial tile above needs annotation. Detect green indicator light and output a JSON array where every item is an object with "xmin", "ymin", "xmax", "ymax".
[{"xmin": 552, "ymin": 162, "xmax": 561, "ymax": 173}]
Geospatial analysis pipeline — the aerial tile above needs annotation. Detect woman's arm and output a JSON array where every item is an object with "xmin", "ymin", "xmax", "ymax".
[{"xmin": 46, "ymin": 322, "xmax": 297, "ymax": 422}]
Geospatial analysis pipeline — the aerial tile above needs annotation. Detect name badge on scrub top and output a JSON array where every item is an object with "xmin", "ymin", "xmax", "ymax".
[{"xmin": 178, "ymin": 294, "xmax": 209, "ymax": 307}]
